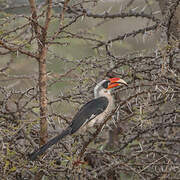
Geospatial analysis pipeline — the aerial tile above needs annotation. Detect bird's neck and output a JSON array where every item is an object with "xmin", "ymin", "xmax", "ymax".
[
  {"xmin": 97, "ymin": 89, "xmax": 115, "ymax": 113},
  {"xmin": 95, "ymin": 89, "xmax": 114, "ymax": 104}
]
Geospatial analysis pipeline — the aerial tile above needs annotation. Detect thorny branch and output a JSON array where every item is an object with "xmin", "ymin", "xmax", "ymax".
[{"xmin": 0, "ymin": 0, "xmax": 179, "ymax": 179}]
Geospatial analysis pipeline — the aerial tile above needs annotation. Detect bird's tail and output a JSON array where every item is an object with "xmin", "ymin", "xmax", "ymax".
[{"xmin": 29, "ymin": 128, "xmax": 70, "ymax": 161}]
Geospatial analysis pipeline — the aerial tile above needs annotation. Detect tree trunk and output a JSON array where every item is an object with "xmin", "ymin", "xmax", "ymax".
[{"xmin": 28, "ymin": 0, "xmax": 52, "ymax": 179}]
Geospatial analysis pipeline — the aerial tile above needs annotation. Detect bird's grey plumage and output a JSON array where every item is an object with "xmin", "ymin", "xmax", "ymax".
[
  {"xmin": 29, "ymin": 79, "xmax": 117, "ymax": 161},
  {"xmin": 69, "ymin": 96, "xmax": 109, "ymax": 133},
  {"xmin": 29, "ymin": 96, "xmax": 109, "ymax": 161}
]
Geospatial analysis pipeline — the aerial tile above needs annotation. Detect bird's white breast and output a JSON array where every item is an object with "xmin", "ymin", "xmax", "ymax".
[{"xmin": 88, "ymin": 93, "xmax": 115, "ymax": 127}]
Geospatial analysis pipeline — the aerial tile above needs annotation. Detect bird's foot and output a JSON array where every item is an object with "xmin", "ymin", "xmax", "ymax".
[{"xmin": 73, "ymin": 160, "xmax": 87, "ymax": 167}]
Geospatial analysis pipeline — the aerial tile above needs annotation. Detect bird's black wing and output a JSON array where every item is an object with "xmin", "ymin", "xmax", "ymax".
[
  {"xmin": 29, "ymin": 96, "xmax": 108, "ymax": 161},
  {"xmin": 69, "ymin": 96, "xmax": 109, "ymax": 134}
]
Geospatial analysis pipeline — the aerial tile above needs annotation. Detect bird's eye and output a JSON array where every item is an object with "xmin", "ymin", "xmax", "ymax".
[{"xmin": 102, "ymin": 80, "xmax": 110, "ymax": 89}]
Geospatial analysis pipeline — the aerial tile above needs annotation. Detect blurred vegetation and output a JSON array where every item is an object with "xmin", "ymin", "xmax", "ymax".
[{"xmin": 0, "ymin": 0, "xmax": 179, "ymax": 179}]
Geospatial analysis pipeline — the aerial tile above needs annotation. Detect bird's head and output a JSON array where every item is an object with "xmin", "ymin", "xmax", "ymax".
[{"xmin": 94, "ymin": 78, "xmax": 127, "ymax": 98}]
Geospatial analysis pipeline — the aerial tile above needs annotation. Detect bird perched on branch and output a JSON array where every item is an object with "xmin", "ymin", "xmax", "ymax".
[{"xmin": 29, "ymin": 78, "xmax": 127, "ymax": 161}]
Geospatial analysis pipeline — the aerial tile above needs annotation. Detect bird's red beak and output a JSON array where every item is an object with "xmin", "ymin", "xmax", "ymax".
[{"xmin": 107, "ymin": 78, "xmax": 127, "ymax": 89}]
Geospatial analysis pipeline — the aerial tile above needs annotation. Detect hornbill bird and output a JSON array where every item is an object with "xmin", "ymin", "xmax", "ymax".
[{"xmin": 29, "ymin": 78, "xmax": 127, "ymax": 161}]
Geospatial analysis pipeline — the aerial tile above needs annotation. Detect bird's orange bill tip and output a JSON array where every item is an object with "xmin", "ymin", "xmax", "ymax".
[{"xmin": 108, "ymin": 78, "xmax": 127, "ymax": 89}]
